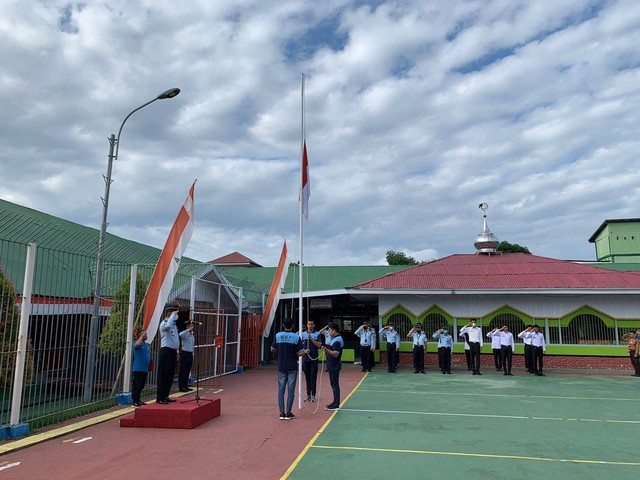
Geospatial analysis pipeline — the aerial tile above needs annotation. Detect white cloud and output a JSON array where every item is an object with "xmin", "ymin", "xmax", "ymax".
[{"xmin": 1, "ymin": 0, "xmax": 639, "ymax": 267}]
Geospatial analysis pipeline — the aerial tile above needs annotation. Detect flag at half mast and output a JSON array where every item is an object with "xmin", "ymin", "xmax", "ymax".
[
  {"xmin": 142, "ymin": 180, "xmax": 196, "ymax": 343},
  {"xmin": 301, "ymin": 141, "xmax": 310, "ymax": 220}
]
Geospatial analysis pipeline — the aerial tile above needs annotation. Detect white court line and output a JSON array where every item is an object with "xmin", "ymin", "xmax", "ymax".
[
  {"xmin": 0, "ymin": 462, "xmax": 20, "ymax": 471},
  {"xmin": 339, "ymin": 407, "xmax": 640, "ymax": 425},
  {"xmin": 358, "ymin": 388, "xmax": 640, "ymax": 403},
  {"xmin": 72, "ymin": 437, "xmax": 92, "ymax": 444}
]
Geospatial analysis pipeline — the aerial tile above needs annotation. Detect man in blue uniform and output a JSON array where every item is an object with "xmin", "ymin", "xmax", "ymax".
[
  {"xmin": 132, "ymin": 330, "xmax": 150, "ymax": 406},
  {"xmin": 321, "ymin": 323, "xmax": 343, "ymax": 411},
  {"xmin": 381, "ymin": 324, "xmax": 401, "ymax": 372},
  {"xmin": 271, "ymin": 318, "xmax": 309, "ymax": 420},
  {"xmin": 178, "ymin": 321, "xmax": 195, "ymax": 392},
  {"xmin": 354, "ymin": 321, "xmax": 376, "ymax": 372},
  {"xmin": 301, "ymin": 319, "xmax": 323, "ymax": 402},
  {"xmin": 156, "ymin": 304, "xmax": 180, "ymax": 404},
  {"xmin": 433, "ymin": 326, "xmax": 454, "ymax": 374},
  {"xmin": 407, "ymin": 323, "xmax": 427, "ymax": 373}
]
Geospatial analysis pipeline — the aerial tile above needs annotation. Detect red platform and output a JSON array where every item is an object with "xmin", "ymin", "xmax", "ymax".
[{"xmin": 120, "ymin": 398, "xmax": 221, "ymax": 429}]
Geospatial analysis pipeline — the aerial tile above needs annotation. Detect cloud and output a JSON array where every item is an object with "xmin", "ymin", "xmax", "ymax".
[{"xmin": 1, "ymin": 0, "xmax": 639, "ymax": 268}]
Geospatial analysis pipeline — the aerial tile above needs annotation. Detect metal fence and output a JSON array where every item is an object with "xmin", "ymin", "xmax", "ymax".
[{"xmin": 0, "ymin": 239, "xmax": 263, "ymax": 435}]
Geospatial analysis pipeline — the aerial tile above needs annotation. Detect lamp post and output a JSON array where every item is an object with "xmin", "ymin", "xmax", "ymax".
[{"xmin": 83, "ymin": 88, "xmax": 181, "ymax": 402}]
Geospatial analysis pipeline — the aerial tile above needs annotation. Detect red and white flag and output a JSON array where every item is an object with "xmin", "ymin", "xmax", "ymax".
[
  {"xmin": 301, "ymin": 142, "xmax": 310, "ymax": 220},
  {"xmin": 259, "ymin": 241, "xmax": 288, "ymax": 336},
  {"xmin": 142, "ymin": 180, "xmax": 196, "ymax": 343}
]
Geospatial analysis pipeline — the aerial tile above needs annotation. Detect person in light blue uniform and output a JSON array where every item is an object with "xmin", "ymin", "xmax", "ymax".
[
  {"xmin": 354, "ymin": 321, "xmax": 376, "ymax": 372},
  {"xmin": 321, "ymin": 323, "xmax": 343, "ymax": 410},
  {"xmin": 407, "ymin": 323, "xmax": 427, "ymax": 373},
  {"xmin": 433, "ymin": 326, "xmax": 454, "ymax": 374},
  {"xmin": 381, "ymin": 324, "xmax": 401, "ymax": 372},
  {"xmin": 132, "ymin": 330, "xmax": 150, "ymax": 406},
  {"xmin": 271, "ymin": 318, "xmax": 308, "ymax": 420},
  {"xmin": 156, "ymin": 304, "xmax": 180, "ymax": 404},
  {"xmin": 178, "ymin": 321, "xmax": 195, "ymax": 392},
  {"xmin": 300, "ymin": 319, "xmax": 323, "ymax": 402}
]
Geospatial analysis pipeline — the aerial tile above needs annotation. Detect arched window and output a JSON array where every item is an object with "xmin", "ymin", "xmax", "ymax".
[
  {"xmin": 422, "ymin": 312, "xmax": 450, "ymax": 335},
  {"xmin": 488, "ymin": 313, "xmax": 526, "ymax": 344},
  {"xmin": 387, "ymin": 312, "xmax": 413, "ymax": 340},
  {"xmin": 564, "ymin": 314, "xmax": 614, "ymax": 345}
]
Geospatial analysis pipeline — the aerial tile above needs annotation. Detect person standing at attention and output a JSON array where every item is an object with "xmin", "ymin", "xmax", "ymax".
[
  {"xmin": 407, "ymin": 323, "xmax": 427, "ymax": 373},
  {"xmin": 381, "ymin": 324, "xmax": 401, "ymax": 373},
  {"xmin": 178, "ymin": 321, "xmax": 195, "ymax": 392},
  {"xmin": 489, "ymin": 325, "xmax": 515, "ymax": 375},
  {"xmin": 132, "ymin": 330, "xmax": 150, "ymax": 407},
  {"xmin": 271, "ymin": 318, "xmax": 309, "ymax": 420},
  {"xmin": 301, "ymin": 319, "xmax": 323, "ymax": 402},
  {"xmin": 518, "ymin": 325, "xmax": 534, "ymax": 373},
  {"xmin": 321, "ymin": 323, "xmax": 344, "ymax": 411},
  {"xmin": 433, "ymin": 326, "xmax": 453, "ymax": 374},
  {"xmin": 156, "ymin": 304, "xmax": 180, "ymax": 404},
  {"xmin": 622, "ymin": 330, "xmax": 640, "ymax": 376},
  {"xmin": 354, "ymin": 321, "xmax": 376, "ymax": 373},
  {"xmin": 522, "ymin": 325, "xmax": 546, "ymax": 376},
  {"xmin": 488, "ymin": 326, "xmax": 503, "ymax": 371},
  {"xmin": 459, "ymin": 320, "xmax": 483, "ymax": 375}
]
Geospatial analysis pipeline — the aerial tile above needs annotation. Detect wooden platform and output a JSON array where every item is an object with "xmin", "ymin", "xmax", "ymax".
[{"xmin": 120, "ymin": 397, "xmax": 221, "ymax": 429}]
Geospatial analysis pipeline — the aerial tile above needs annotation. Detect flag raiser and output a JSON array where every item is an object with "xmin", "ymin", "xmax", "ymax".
[
  {"xmin": 259, "ymin": 241, "xmax": 288, "ymax": 336},
  {"xmin": 142, "ymin": 180, "xmax": 196, "ymax": 343}
]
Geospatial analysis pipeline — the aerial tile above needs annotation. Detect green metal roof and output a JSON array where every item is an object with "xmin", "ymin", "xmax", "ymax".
[
  {"xmin": 0, "ymin": 198, "xmax": 209, "ymax": 297},
  {"xmin": 218, "ymin": 265, "xmax": 413, "ymax": 296}
]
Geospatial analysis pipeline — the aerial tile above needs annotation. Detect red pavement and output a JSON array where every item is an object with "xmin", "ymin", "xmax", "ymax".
[{"xmin": 0, "ymin": 364, "xmax": 364, "ymax": 480}]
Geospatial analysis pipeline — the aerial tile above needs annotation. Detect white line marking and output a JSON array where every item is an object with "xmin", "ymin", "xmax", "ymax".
[
  {"xmin": 0, "ymin": 462, "xmax": 21, "ymax": 471},
  {"xmin": 72, "ymin": 437, "xmax": 92, "ymax": 444},
  {"xmin": 339, "ymin": 408, "xmax": 640, "ymax": 424}
]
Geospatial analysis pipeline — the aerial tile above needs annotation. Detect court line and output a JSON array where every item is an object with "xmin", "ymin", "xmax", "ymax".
[
  {"xmin": 310, "ymin": 445, "xmax": 640, "ymax": 466},
  {"xmin": 358, "ymin": 388, "xmax": 640, "ymax": 402},
  {"xmin": 280, "ymin": 373, "xmax": 369, "ymax": 480},
  {"xmin": 339, "ymin": 407, "xmax": 640, "ymax": 425}
]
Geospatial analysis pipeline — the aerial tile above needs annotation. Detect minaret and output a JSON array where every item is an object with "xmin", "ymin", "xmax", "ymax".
[{"xmin": 474, "ymin": 203, "xmax": 499, "ymax": 254}]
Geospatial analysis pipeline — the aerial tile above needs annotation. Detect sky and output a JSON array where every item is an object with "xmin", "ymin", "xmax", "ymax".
[{"xmin": 2, "ymin": 0, "xmax": 639, "ymax": 267}]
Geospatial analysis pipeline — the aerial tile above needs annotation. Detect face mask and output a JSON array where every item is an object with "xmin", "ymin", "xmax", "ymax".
[
  {"xmin": 389, "ymin": 327, "xmax": 394, "ymax": 331},
  {"xmin": 471, "ymin": 323, "xmax": 476, "ymax": 327},
  {"xmin": 442, "ymin": 330, "xmax": 448, "ymax": 335}
]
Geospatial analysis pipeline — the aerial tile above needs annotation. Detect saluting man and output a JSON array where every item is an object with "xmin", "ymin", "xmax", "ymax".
[
  {"xmin": 354, "ymin": 321, "xmax": 376, "ymax": 373},
  {"xmin": 156, "ymin": 304, "xmax": 180, "ymax": 404},
  {"xmin": 407, "ymin": 323, "xmax": 427, "ymax": 373},
  {"xmin": 459, "ymin": 320, "xmax": 483, "ymax": 375},
  {"xmin": 381, "ymin": 324, "xmax": 401, "ymax": 373}
]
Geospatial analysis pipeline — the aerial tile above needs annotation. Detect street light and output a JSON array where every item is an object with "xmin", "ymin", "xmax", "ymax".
[{"xmin": 83, "ymin": 88, "xmax": 181, "ymax": 402}]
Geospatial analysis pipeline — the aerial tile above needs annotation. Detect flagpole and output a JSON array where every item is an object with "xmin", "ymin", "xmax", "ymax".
[{"xmin": 297, "ymin": 72, "xmax": 305, "ymax": 410}]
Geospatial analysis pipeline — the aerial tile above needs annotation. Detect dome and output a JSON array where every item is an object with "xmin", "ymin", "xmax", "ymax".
[{"xmin": 474, "ymin": 203, "xmax": 499, "ymax": 254}]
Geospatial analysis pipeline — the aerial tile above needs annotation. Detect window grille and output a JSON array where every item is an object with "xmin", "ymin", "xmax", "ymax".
[
  {"xmin": 488, "ymin": 313, "xmax": 526, "ymax": 343},
  {"xmin": 387, "ymin": 312, "xmax": 413, "ymax": 340},
  {"xmin": 422, "ymin": 312, "xmax": 450, "ymax": 335},
  {"xmin": 563, "ymin": 314, "xmax": 615, "ymax": 345}
]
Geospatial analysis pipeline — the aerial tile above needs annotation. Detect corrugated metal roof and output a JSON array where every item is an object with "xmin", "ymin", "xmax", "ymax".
[
  {"xmin": 0, "ymin": 198, "xmax": 210, "ymax": 297},
  {"xmin": 351, "ymin": 253, "xmax": 640, "ymax": 290},
  {"xmin": 209, "ymin": 251, "xmax": 262, "ymax": 267},
  {"xmin": 218, "ymin": 265, "xmax": 413, "ymax": 295}
]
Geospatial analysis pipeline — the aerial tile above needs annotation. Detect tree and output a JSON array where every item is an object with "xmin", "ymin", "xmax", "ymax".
[
  {"xmin": 497, "ymin": 241, "xmax": 531, "ymax": 254},
  {"xmin": 386, "ymin": 250, "xmax": 419, "ymax": 265},
  {"xmin": 0, "ymin": 264, "xmax": 34, "ymax": 387},
  {"xmin": 98, "ymin": 273, "xmax": 148, "ymax": 356}
]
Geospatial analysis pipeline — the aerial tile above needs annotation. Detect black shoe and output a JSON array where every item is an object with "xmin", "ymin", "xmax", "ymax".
[
  {"xmin": 503, "ymin": 372, "xmax": 508, "ymax": 375},
  {"xmin": 420, "ymin": 371, "xmax": 426, "ymax": 374},
  {"xmin": 472, "ymin": 372, "xmax": 477, "ymax": 375},
  {"xmin": 414, "ymin": 371, "xmax": 419, "ymax": 373},
  {"xmin": 164, "ymin": 397, "xmax": 176, "ymax": 402},
  {"xmin": 279, "ymin": 411, "xmax": 287, "ymax": 420},
  {"xmin": 537, "ymin": 373, "xmax": 545, "ymax": 376},
  {"xmin": 133, "ymin": 401, "xmax": 143, "ymax": 407},
  {"xmin": 325, "ymin": 404, "xmax": 340, "ymax": 411},
  {"xmin": 507, "ymin": 372, "xmax": 513, "ymax": 376},
  {"xmin": 476, "ymin": 372, "xmax": 482, "ymax": 375},
  {"xmin": 446, "ymin": 371, "xmax": 452, "ymax": 374},
  {"xmin": 157, "ymin": 399, "xmax": 169, "ymax": 405}
]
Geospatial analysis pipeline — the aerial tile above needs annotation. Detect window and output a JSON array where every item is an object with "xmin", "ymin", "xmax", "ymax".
[
  {"xmin": 488, "ymin": 314, "xmax": 526, "ymax": 343},
  {"xmin": 387, "ymin": 312, "xmax": 413, "ymax": 339},
  {"xmin": 562, "ymin": 314, "xmax": 614, "ymax": 345},
  {"xmin": 422, "ymin": 312, "xmax": 450, "ymax": 335}
]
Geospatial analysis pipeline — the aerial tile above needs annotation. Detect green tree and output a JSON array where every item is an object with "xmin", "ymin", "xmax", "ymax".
[
  {"xmin": 497, "ymin": 241, "xmax": 531, "ymax": 254},
  {"xmin": 98, "ymin": 273, "xmax": 148, "ymax": 356},
  {"xmin": 386, "ymin": 250, "xmax": 419, "ymax": 265},
  {"xmin": 0, "ymin": 264, "xmax": 34, "ymax": 387}
]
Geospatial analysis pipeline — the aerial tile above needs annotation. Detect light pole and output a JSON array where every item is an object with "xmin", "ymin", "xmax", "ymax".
[{"xmin": 83, "ymin": 88, "xmax": 181, "ymax": 402}]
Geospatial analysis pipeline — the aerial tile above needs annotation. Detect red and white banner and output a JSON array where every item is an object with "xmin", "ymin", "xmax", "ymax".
[
  {"xmin": 142, "ymin": 180, "xmax": 196, "ymax": 343},
  {"xmin": 301, "ymin": 141, "xmax": 310, "ymax": 220},
  {"xmin": 259, "ymin": 241, "xmax": 288, "ymax": 336}
]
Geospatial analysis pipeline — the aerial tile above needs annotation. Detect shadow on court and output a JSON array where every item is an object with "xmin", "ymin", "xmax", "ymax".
[{"xmin": 284, "ymin": 369, "xmax": 640, "ymax": 480}]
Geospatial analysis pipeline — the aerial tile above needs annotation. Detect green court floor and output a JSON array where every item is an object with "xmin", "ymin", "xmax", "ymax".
[{"xmin": 285, "ymin": 370, "xmax": 640, "ymax": 480}]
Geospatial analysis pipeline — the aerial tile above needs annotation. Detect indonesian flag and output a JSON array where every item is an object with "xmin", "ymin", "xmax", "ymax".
[
  {"xmin": 142, "ymin": 180, "xmax": 196, "ymax": 343},
  {"xmin": 301, "ymin": 141, "xmax": 310, "ymax": 220},
  {"xmin": 259, "ymin": 241, "xmax": 288, "ymax": 336}
]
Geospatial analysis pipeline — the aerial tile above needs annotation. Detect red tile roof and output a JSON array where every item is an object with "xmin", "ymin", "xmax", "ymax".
[
  {"xmin": 351, "ymin": 253, "xmax": 640, "ymax": 290},
  {"xmin": 209, "ymin": 251, "xmax": 262, "ymax": 267}
]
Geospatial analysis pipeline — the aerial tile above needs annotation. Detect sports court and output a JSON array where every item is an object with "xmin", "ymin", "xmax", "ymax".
[{"xmin": 284, "ymin": 370, "xmax": 640, "ymax": 479}]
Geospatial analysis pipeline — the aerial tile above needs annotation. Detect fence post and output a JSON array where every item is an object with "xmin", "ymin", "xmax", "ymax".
[
  {"xmin": 614, "ymin": 318, "xmax": 619, "ymax": 345},
  {"xmin": 9, "ymin": 243, "xmax": 37, "ymax": 436},
  {"xmin": 236, "ymin": 288, "xmax": 243, "ymax": 372},
  {"xmin": 121, "ymin": 264, "xmax": 137, "ymax": 397}
]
